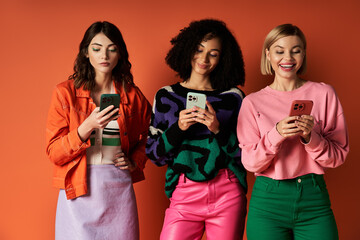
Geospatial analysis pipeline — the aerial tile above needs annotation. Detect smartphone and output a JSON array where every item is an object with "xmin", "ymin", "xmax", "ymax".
[
  {"xmin": 186, "ymin": 92, "xmax": 206, "ymax": 110},
  {"xmin": 100, "ymin": 94, "xmax": 120, "ymax": 117},
  {"xmin": 289, "ymin": 100, "xmax": 313, "ymax": 116}
]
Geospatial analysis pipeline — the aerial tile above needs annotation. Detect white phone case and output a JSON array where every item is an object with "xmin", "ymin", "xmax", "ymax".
[{"xmin": 186, "ymin": 92, "xmax": 206, "ymax": 109}]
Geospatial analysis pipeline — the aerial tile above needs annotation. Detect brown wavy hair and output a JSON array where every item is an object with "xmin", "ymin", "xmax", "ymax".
[{"xmin": 69, "ymin": 21, "xmax": 133, "ymax": 91}]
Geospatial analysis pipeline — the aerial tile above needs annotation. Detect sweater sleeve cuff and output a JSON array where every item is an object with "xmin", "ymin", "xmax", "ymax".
[
  {"xmin": 267, "ymin": 126, "xmax": 285, "ymax": 148},
  {"xmin": 214, "ymin": 126, "xmax": 228, "ymax": 146},
  {"xmin": 303, "ymin": 131, "xmax": 322, "ymax": 150},
  {"xmin": 165, "ymin": 122, "xmax": 186, "ymax": 147}
]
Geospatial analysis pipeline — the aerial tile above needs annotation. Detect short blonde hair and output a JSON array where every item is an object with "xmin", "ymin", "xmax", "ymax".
[{"xmin": 261, "ymin": 24, "xmax": 307, "ymax": 75}]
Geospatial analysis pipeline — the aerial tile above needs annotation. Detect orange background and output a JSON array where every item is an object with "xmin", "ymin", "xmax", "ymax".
[{"xmin": 0, "ymin": 0, "xmax": 359, "ymax": 239}]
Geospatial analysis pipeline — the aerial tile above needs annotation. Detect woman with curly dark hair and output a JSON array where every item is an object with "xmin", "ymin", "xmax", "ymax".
[
  {"xmin": 46, "ymin": 21, "xmax": 151, "ymax": 240},
  {"xmin": 146, "ymin": 19, "xmax": 247, "ymax": 240}
]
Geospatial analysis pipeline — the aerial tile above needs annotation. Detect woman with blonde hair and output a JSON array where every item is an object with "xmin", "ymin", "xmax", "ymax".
[{"xmin": 237, "ymin": 24, "xmax": 349, "ymax": 240}]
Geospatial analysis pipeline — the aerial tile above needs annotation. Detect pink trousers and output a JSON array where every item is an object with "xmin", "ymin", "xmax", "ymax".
[{"xmin": 160, "ymin": 169, "xmax": 247, "ymax": 240}]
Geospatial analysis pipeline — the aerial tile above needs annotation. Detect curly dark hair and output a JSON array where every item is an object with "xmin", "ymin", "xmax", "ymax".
[
  {"xmin": 165, "ymin": 19, "xmax": 245, "ymax": 90},
  {"xmin": 69, "ymin": 21, "xmax": 133, "ymax": 91}
]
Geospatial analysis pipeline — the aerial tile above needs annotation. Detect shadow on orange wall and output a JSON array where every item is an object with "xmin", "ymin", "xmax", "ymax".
[{"xmin": 0, "ymin": 1, "xmax": 359, "ymax": 239}]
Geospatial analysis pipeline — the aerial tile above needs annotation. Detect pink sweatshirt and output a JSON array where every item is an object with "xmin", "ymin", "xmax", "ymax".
[{"xmin": 237, "ymin": 81, "xmax": 349, "ymax": 179}]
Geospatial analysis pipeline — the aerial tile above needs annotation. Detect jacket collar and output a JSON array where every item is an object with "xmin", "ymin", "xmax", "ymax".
[
  {"xmin": 75, "ymin": 86, "xmax": 91, "ymax": 98},
  {"xmin": 75, "ymin": 81, "xmax": 129, "ymax": 105}
]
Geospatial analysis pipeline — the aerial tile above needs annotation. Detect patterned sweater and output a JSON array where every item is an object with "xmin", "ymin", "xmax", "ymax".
[{"xmin": 146, "ymin": 83, "xmax": 247, "ymax": 198}]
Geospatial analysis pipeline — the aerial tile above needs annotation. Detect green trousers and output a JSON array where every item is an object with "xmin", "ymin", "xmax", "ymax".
[{"xmin": 247, "ymin": 174, "xmax": 338, "ymax": 240}]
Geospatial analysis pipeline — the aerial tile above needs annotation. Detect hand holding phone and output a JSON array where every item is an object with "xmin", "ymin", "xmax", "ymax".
[
  {"xmin": 186, "ymin": 92, "xmax": 206, "ymax": 110},
  {"xmin": 288, "ymin": 100, "xmax": 314, "ymax": 142},
  {"xmin": 100, "ymin": 94, "xmax": 120, "ymax": 117}
]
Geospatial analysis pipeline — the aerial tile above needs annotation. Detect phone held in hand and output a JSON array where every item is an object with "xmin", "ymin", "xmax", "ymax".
[
  {"xmin": 186, "ymin": 92, "xmax": 206, "ymax": 110},
  {"xmin": 289, "ymin": 100, "xmax": 313, "ymax": 116},
  {"xmin": 100, "ymin": 94, "xmax": 120, "ymax": 117}
]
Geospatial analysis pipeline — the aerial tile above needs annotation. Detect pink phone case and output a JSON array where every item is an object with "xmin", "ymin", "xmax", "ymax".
[{"xmin": 289, "ymin": 100, "xmax": 313, "ymax": 116}]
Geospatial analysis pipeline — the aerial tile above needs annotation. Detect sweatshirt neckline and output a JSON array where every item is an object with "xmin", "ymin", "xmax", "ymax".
[
  {"xmin": 173, "ymin": 82, "xmax": 222, "ymax": 96},
  {"xmin": 263, "ymin": 81, "xmax": 312, "ymax": 97}
]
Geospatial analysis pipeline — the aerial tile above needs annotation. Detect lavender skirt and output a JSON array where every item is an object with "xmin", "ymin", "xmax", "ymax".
[{"xmin": 55, "ymin": 165, "xmax": 139, "ymax": 240}]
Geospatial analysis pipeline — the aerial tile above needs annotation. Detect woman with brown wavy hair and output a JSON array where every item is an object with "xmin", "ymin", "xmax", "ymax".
[{"xmin": 46, "ymin": 21, "xmax": 151, "ymax": 240}]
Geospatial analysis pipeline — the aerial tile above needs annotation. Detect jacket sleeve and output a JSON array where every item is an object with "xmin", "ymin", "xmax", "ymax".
[
  {"xmin": 128, "ymin": 88, "xmax": 152, "ymax": 171},
  {"xmin": 45, "ymin": 86, "xmax": 90, "ymax": 166},
  {"xmin": 146, "ymin": 89, "xmax": 186, "ymax": 166},
  {"xmin": 303, "ymin": 87, "xmax": 349, "ymax": 168},
  {"xmin": 237, "ymin": 98, "xmax": 286, "ymax": 173}
]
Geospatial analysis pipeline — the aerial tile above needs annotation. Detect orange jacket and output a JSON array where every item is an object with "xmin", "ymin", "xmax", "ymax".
[{"xmin": 46, "ymin": 79, "xmax": 151, "ymax": 199}]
